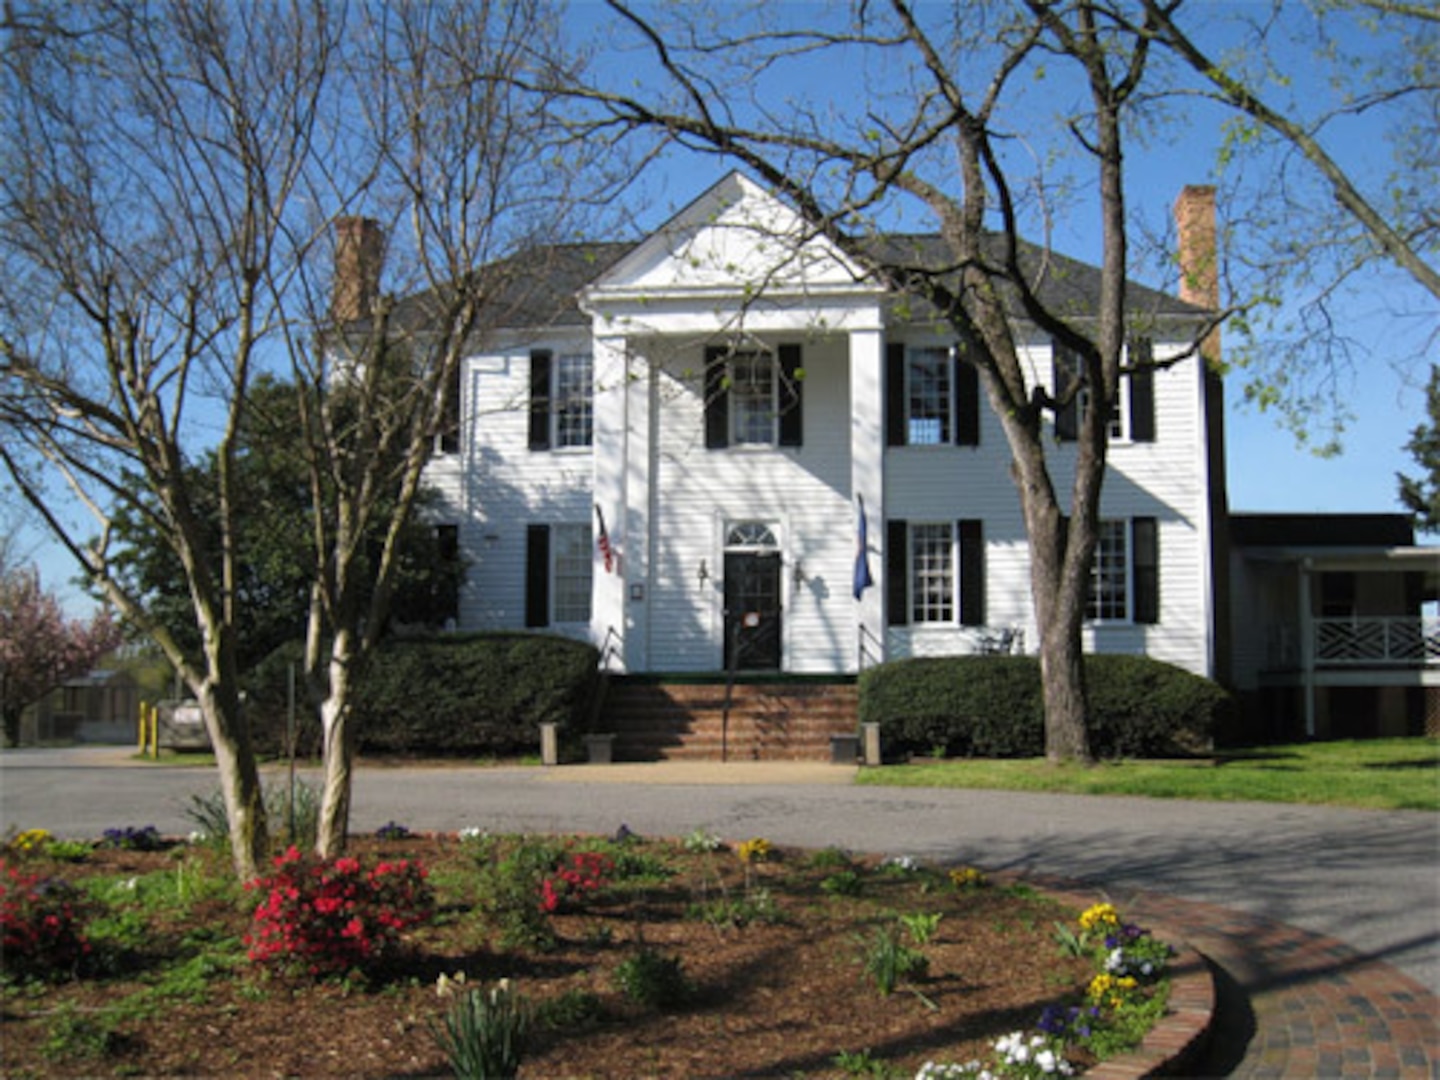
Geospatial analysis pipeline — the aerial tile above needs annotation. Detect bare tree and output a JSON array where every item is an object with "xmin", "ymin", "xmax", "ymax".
[
  {"xmin": 540, "ymin": 0, "xmax": 1221, "ymax": 761},
  {"xmin": 0, "ymin": 0, "xmax": 338, "ymax": 878},
  {"xmin": 1, "ymin": 0, "xmax": 614, "ymax": 870},
  {"xmin": 287, "ymin": 1, "xmax": 623, "ymax": 857}
]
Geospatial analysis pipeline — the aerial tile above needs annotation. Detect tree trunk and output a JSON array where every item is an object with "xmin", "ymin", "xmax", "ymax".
[
  {"xmin": 315, "ymin": 628, "xmax": 357, "ymax": 858},
  {"xmin": 193, "ymin": 681, "xmax": 269, "ymax": 881},
  {"xmin": 992, "ymin": 385, "xmax": 1097, "ymax": 766}
]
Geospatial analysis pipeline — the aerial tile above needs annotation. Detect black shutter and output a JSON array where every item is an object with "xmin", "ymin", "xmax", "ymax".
[
  {"xmin": 885, "ymin": 342, "xmax": 906, "ymax": 446},
  {"xmin": 886, "ymin": 519, "xmax": 908, "ymax": 627},
  {"xmin": 954, "ymin": 351, "xmax": 980, "ymax": 446},
  {"xmin": 525, "ymin": 524, "xmax": 550, "ymax": 628},
  {"xmin": 1053, "ymin": 342, "xmax": 1078, "ymax": 442},
  {"xmin": 528, "ymin": 350, "xmax": 552, "ymax": 451},
  {"xmin": 704, "ymin": 346, "xmax": 729, "ymax": 449},
  {"xmin": 439, "ymin": 361, "xmax": 461, "ymax": 453},
  {"xmin": 778, "ymin": 344, "xmax": 803, "ymax": 447},
  {"xmin": 1132, "ymin": 517, "xmax": 1159, "ymax": 624},
  {"xmin": 1129, "ymin": 338, "xmax": 1156, "ymax": 443},
  {"xmin": 958, "ymin": 519, "xmax": 985, "ymax": 626}
]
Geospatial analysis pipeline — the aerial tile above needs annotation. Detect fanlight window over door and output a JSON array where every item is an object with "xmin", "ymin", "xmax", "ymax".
[{"xmin": 726, "ymin": 522, "xmax": 778, "ymax": 550}]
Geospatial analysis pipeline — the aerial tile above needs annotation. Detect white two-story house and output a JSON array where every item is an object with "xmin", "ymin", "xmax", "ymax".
[
  {"xmin": 412, "ymin": 173, "xmax": 1226, "ymax": 694},
  {"xmin": 340, "ymin": 171, "xmax": 1434, "ymax": 756}
]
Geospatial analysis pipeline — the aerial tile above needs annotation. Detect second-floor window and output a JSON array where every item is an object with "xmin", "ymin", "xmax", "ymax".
[
  {"xmin": 1053, "ymin": 339, "xmax": 1155, "ymax": 443},
  {"xmin": 886, "ymin": 343, "xmax": 980, "ymax": 447},
  {"xmin": 704, "ymin": 343, "xmax": 804, "ymax": 449},
  {"xmin": 529, "ymin": 349, "xmax": 593, "ymax": 451},
  {"xmin": 907, "ymin": 347, "xmax": 951, "ymax": 445},
  {"xmin": 554, "ymin": 353, "xmax": 593, "ymax": 448},
  {"xmin": 729, "ymin": 352, "xmax": 776, "ymax": 446}
]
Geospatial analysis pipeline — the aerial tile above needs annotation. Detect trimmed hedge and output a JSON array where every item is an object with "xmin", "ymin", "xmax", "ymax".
[
  {"xmin": 858, "ymin": 654, "xmax": 1229, "ymax": 759},
  {"xmin": 244, "ymin": 632, "xmax": 600, "ymax": 757}
]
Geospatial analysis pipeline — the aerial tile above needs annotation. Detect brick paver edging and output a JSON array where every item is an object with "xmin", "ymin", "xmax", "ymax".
[
  {"xmin": 1083, "ymin": 941, "xmax": 1214, "ymax": 1079},
  {"xmin": 1022, "ymin": 877, "xmax": 1217, "ymax": 1078},
  {"xmin": 1025, "ymin": 874, "xmax": 1438, "ymax": 1079}
]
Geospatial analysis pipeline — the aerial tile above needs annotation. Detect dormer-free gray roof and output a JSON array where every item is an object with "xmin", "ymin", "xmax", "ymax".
[{"xmin": 384, "ymin": 231, "xmax": 1206, "ymax": 334}]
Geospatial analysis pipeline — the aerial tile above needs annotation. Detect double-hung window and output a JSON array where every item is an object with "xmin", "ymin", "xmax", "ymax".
[
  {"xmin": 529, "ymin": 349, "xmax": 594, "ymax": 451},
  {"xmin": 1088, "ymin": 520, "xmax": 1129, "ymax": 621},
  {"xmin": 1053, "ymin": 339, "xmax": 1155, "ymax": 443},
  {"xmin": 910, "ymin": 523, "xmax": 955, "ymax": 623},
  {"xmin": 729, "ymin": 351, "xmax": 776, "ymax": 446},
  {"xmin": 1084, "ymin": 517, "xmax": 1159, "ymax": 624},
  {"xmin": 525, "ymin": 522, "xmax": 593, "ymax": 628},
  {"xmin": 907, "ymin": 347, "xmax": 951, "ymax": 445},
  {"xmin": 886, "ymin": 343, "xmax": 979, "ymax": 446},
  {"xmin": 554, "ymin": 353, "xmax": 594, "ymax": 449},
  {"xmin": 704, "ymin": 344, "xmax": 804, "ymax": 448},
  {"xmin": 551, "ymin": 523, "xmax": 593, "ymax": 623},
  {"xmin": 885, "ymin": 519, "xmax": 986, "ymax": 627}
]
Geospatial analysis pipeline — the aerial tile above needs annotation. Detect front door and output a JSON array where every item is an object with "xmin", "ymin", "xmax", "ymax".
[{"xmin": 724, "ymin": 550, "xmax": 782, "ymax": 671}]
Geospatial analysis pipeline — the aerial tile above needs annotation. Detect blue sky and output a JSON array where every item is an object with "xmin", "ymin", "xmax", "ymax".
[
  {"xmin": 9, "ymin": 1, "xmax": 1435, "ymax": 616},
  {"xmin": 571, "ymin": 0, "xmax": 1434, "ymax": 521}
]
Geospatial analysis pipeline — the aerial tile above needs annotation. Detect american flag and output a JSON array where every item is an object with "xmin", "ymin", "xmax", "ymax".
[{"xmin": 594, "ymin": 504, "xmax": 615, "ymax": 574}]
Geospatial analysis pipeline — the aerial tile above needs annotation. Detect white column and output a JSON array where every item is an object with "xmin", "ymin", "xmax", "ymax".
[
  {"xmin": 592, "ymin": 332, "xmax": 629, "ymax": 671},
  {"xmin": 624, "ymin": 347, "xmax": 653, "ymax": 672},
  {"xmin": 849, "ymin": 323, "xmax": 886, "ymax": 671}
]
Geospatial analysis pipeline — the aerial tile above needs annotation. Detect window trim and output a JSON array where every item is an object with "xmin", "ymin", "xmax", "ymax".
[
  {"xmin": 886, "ymin": 342, "xmax": 979, "ymax": 447},
  {"xmin": 1054, "ymin": 338, "xmax": 1156, "ymax": 444},
  {"xmin": 525, "ymin": 521, "xmax": 594, "ymax": 628},
  {"xmin": 552, "ymin": 352, "xmax": 594, "ymax": 450},
  {"xmin": 1084, "ymin": 516, "xmax": 1160, "ymax": 625},
  {"xmin": 704, "ymin": 344, "xmax": 803, "ymax": 449},
  {"xmin": 885, "ymin": 519, "xmax": 986, "ymax": 628},
  {"xmin": 529, "ymin": 348, "xmax": 595, "ymax": 452}
]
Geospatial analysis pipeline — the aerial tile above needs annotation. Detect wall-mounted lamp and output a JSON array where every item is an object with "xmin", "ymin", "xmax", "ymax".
[
  {"xmin": 697, "ymin": 559, "xmax": 709, "ymax": 587},
  {"xmin": 793, "ymin": 558, "xmax": 806, "ymax": 586},
  {"xmin": 483, "ymin": 533, "xmax": 500, "ymax": 549}
]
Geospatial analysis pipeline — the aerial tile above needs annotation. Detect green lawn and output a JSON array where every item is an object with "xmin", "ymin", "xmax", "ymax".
[{"xmin": 857, "ymin": 737, "xmax": 1440, "ymax": 811}]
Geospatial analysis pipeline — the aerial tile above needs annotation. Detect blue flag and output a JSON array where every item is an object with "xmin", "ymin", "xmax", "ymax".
[{"xmin": 853, "ymin": 494, "xmax": 874, "ymax": 600}]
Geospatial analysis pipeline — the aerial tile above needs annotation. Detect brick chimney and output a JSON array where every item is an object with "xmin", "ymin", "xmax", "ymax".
[
  {"xmin": 332, "ymin": 216, "xmax": 384, "ymax": 324},
  {"xmin": 1174, "ymin": 183, "xmax": 1232, "ymax": 688},
  {"xmin": 1174, "ymin": 185, "xmax": 1217, "ymax": 311}
]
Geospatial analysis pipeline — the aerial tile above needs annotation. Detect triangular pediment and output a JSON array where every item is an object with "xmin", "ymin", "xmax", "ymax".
[{"xmin": 585, "ymin": 172, "xmax": 867, "ymax": 300}]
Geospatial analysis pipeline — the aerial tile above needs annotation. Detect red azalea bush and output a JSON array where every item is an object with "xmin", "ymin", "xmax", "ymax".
[
  {"xmin": 0, "ymin": 860, "xmax": 92, "ymax": 981},
  {"xmin": 244, "ymin": 846, "xmax": 434, "ymax": 978},
  {"xmin": 538, "ymin": 850, "xmax": 612, "ymax": 914}
]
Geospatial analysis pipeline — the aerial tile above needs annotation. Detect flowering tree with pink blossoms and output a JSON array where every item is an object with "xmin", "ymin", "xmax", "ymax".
[{"xmin": 0, "ymin": 564, "xmax": 121, "ymax": 747}]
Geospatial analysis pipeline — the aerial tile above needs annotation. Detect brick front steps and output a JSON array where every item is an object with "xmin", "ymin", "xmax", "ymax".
[{"xmin": 597, "ymin": 676, "xmax": 858, "ymax": 762}]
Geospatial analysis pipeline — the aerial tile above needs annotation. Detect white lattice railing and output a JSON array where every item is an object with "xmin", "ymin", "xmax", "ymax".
[{"xmin": 1312, "ymin": 617, "xmax": 1440, "ymax": 665}]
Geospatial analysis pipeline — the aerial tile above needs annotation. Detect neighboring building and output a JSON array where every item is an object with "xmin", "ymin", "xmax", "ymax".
[
  {"xmin": 21, "ymin": 668, "xmax": 140, "ymax": 745},
  {"xmin": 1229, "ymin": 514, "xmax": 1439, "ymax": 740}
]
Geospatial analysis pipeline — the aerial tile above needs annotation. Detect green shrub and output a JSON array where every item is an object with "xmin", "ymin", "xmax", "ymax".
[
  {"xmin": 859, "ymin": 655, "xmax": 1227, "ymax": 760},
  {"xmin": 245, "ymin": 633, "xmax": 600, "ymax": 757},
  {"xmin": 612, "ymin": 946, "xmax": 692, "ymax": 1009}
]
